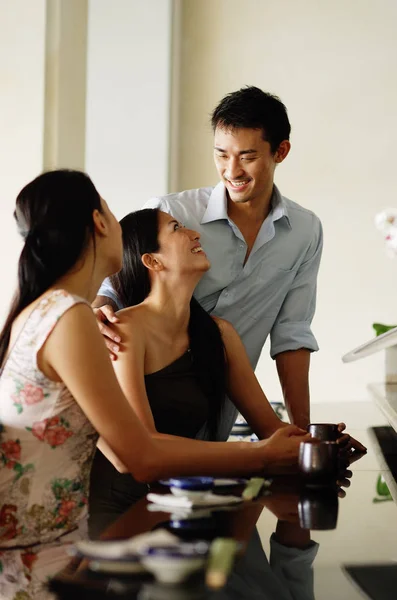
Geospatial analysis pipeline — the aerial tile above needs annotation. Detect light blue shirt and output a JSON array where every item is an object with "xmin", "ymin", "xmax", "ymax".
[
  {"xmin": 219, "ymin": 528, "xmax": 318, "ymax": 600},
  {"xmin": 99, "ymin": 182, "xmax": 323, "ymax": 439}
]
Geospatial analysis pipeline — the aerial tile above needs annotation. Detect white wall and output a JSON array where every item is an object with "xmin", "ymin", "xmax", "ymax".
[
  {"xmin": 0, "ymin": 0, "xmax": 46, "ymax": 324},
  {"xmin": 176, "ymin": 0, "xmax": 397, "ymax": 403},
  {"xmin": 85, "ymin": 0, "xmax": 173, "ymax": 219}
]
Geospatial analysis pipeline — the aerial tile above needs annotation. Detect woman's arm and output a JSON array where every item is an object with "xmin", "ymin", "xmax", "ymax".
[
  {"xmin": 214, "ymin": 317, "xmax": 286, "ymax": 439},
  {"xmin": 96, "ymin": 437, "xmax": 128, "ymax": 473},
  {"xmin": 40, "ymin": 304, "xmax": 305, "ymax": 479}
]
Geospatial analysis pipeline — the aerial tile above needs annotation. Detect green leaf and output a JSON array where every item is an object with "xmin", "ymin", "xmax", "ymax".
[
  {"xmin": 372, "ymin": 323, "xmax": 397, "ymax": 337},
  {"xmin": 376, "ymin": 474, "xmax": 391, "ymax": 496}
]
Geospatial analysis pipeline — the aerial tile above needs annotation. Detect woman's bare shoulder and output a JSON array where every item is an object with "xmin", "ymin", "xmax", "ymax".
[
  {"xmin": 113, "ymin": 305, "xmax": 150, "ymax": 342},
  {"xmin": 117, "ymin": 304, "xmax": 148, "ymax": 322}
]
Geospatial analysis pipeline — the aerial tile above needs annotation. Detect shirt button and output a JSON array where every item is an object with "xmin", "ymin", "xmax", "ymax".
[
  {"xmin": 224, "ymin": 291, "xmax": 229, "ymax": 297},
  {"xmin": 240, "ymin": 244, "xmax": 244, "ymax": 249}
]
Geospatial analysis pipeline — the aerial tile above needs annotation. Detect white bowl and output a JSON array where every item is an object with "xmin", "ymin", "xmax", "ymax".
[
  {"xmin": 140, "ymin": 542, "xmax": 208, "ymax": 584},
  {"xmin": 141, "ymin": 555, "xmax": 206, "ymax": 584}
]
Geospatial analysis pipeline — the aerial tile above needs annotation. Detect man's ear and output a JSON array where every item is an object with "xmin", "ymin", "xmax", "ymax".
[
  {"xmin": 274, "ymin": 140, "xmax": 291, "ymax": 164},
  {"xmin": 142, "ymin": 253, "xmax": 163, "ymax": 271},
  {"xmin": 93, "ymin": 209, "xmax": 108, "ymax": 236}
]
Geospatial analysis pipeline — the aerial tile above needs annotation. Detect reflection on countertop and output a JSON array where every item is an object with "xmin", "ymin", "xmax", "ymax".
[{"xmin": 2, "ymin": 401, "xmax": 397, "ymax": 600}]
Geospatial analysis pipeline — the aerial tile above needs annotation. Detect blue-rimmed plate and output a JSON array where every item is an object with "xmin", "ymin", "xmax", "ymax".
[
  {"xmin": 159, "ymin": 477, "xmax": 245, "ymax": 489},
  {"xmin": 167, "ymin": 477, "xmax": 214, "ymax": 491}
]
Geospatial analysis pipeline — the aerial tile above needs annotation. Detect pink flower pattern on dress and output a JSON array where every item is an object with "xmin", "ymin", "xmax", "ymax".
[
  {"xmin": 58, "ymin": 500, "xmax": 76, "ymax": 518},
  {"xmin": 1, "ymin": 440, "xmax": 21, "ymax": 469},
  {"xmin": 20, "ymin": 384, "xmax": 44, "ymax": 405},
  {"xmin": 0, "ymin": 439, "xmax": 34, "ymax": 481},
  {"xmin": 0, "ymin": 505, "xmax": 23, "ymax": 541},
  {"xmin": 0, "ymin": 290, "xmax": 98, "ymax": 548},
  {"xmin": 29, "ymin": 416, "xmax": 73, "ymax": 448},
  {"xmin": 12, "ymin": 381, "xmax": 49, "ymax": 414}
]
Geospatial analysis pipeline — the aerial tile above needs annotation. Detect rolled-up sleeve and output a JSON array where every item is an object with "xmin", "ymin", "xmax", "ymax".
[
  {"xmin": 270, "ymin": 216, "xmax": 323, "ymax": 359},
  {"xmin": 270, "ymin": 533, "xmax": 319, "ymax": 600}
]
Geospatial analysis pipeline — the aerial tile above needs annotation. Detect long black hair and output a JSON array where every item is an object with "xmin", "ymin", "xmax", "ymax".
[
  {"xmin": 0, "ymin": 169, "xmax": 102, "ymax": 368},
  {"xmin": 110, "ymin": 208, "xmax": 226, "ymax": 440}
]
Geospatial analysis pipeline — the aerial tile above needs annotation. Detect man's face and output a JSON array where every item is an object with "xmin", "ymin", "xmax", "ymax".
[{"xmin": 214, "ymin": 126, "xmax": 284, "ymax": 205}]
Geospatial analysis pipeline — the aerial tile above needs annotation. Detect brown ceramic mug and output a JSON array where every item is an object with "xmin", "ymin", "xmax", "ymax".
[
  {"xmin": 299, "ymin": 439, "xmax": 339, "ymax": 485},
  {"xmin": 307, "ymin": 423, "xmax": 340, "ymax": 442},
  {"xmin": 298, "ymin": 487, "xmax": 339, "ymax": 530}
]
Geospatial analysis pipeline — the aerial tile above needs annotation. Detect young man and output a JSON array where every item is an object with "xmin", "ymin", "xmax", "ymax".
[{"xmin": 95, "ymin": 86, "xmax": 322, "ymax": 438}]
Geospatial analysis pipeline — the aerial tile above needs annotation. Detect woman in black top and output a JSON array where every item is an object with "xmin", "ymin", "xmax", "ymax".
[{"xmin": 88, "ymin": 208, "xmax": 306, "ymax": 537}]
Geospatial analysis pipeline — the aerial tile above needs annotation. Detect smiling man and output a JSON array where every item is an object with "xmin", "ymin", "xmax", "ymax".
[{"xmin": 95, "ymin": 86, "xmax": 323, "ymax": 438}]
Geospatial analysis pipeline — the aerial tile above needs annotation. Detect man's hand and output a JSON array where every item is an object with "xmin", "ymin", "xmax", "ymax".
[
  {"xmin": 336, "ymin": 422, "xmax": 367, "ymax": 453},
  {"xmin": 93, "ymin": 305, "xmax": 121, "ymax": 361},
  {"xmin": 336, "ymin": 468, "xmax": 353, "ymax": 498}
]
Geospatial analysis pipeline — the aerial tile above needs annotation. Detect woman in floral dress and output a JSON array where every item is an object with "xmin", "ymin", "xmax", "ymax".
[{"xmin": 0, "ymin": 170, "xmax": 307, "ymax": 598}]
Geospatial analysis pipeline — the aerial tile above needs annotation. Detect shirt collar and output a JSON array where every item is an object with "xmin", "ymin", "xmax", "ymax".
[
  {"xmin": 271, "ymin": 185, "xmax": 291, "ymax": 228},
  {"xmin": 201, "ymin": 182, "xmax": 291, "ymax": 228},
  {"xmin": 201, "ymin": 182, "xmax": 228, "ymax": 224}
]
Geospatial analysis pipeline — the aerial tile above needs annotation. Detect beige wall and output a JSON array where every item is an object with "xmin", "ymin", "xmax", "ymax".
[{"xmin": 175, "ymin": 0, "xmax": 397, "ymax": 403}]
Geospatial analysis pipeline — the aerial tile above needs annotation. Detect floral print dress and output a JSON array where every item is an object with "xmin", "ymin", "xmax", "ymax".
[{"xmin": 0, "ymin": 290, "xmax": 99, "ymax": 598}]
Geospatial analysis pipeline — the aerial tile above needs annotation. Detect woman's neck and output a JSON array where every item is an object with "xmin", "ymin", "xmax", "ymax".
[{"xmin": 141, "ymin": 276, "xmax": 198, "ymax": 337}]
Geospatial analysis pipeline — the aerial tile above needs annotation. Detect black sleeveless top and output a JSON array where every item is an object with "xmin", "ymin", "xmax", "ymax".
[
  {"xmin": 144, "ymin": 350, "xmax": 209, "ymax": 438},
  {"xmin": 88, "ymin": 349, "xmax": 211, "ymax": 537}
]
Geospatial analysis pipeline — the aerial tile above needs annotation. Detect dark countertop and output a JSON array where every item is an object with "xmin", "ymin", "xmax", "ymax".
[{"xmin": 37, "ymin": 401, "xmax": 395, "ymax": 599}]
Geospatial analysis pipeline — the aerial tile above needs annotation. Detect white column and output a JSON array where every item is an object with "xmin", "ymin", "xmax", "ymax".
[
  {"xmin": 43, "ymin": 0, "xmax": 88, "ymax": 170},
  {"xmin": 85, "ymin": 0, "xmax": 174, "ymax": 218}
]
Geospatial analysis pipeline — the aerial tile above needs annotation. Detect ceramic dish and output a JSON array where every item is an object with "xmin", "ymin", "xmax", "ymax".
[
  {"xmin": 230, "ymin": 422, "xmax": 252, "ymax": 435},
  {"xmin": 69, "ymin": 539, "xmax": 145, "ymax": 574},
  {"xmin": 160, "ymin": 477, "xmax": 245, "ymax": 490},
  {"xmin": 70, "ymin": 539, "xmax": 139, "ymax": 561},
  {"xmin": 166, "ymin": 477, "xmax": 214, "ymax": 500},
  {"xmin": 140, "ymin": 542, "xmax": 209, "ymax": 584}
]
